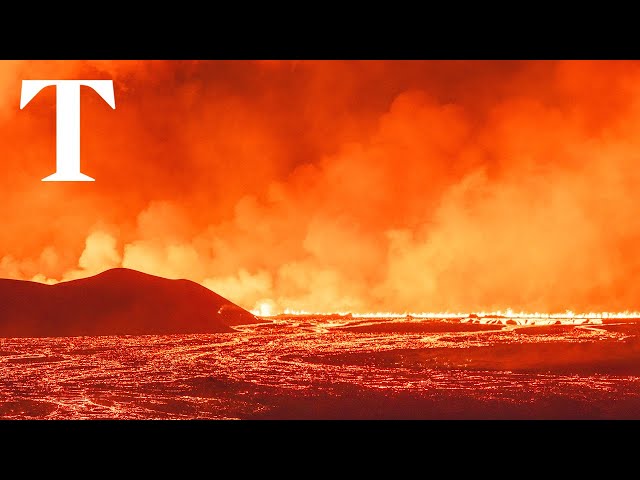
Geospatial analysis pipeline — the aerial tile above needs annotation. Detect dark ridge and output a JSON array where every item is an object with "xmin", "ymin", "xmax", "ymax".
[{"xmin": 0, "ymin": 268, "xmax": 260, "ymax": 338}]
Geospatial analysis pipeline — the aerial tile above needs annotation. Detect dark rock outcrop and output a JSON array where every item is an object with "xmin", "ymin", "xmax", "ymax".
[{"xmin": 0, "ymin": 268, "xmax": 259, "ymax": 338}]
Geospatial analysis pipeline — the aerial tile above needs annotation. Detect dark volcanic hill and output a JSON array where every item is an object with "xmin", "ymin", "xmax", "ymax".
[{"xmin": 0, "ymin": 268, "xmax": 259, "ymax": 338}]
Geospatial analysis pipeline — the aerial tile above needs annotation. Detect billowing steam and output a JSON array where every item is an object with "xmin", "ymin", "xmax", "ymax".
[{"xmin": 2, "ymin": 60, "xmax": 640, "ymax": 314}]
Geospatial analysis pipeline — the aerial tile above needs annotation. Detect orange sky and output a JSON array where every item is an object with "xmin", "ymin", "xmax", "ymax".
[{"xmin": 2, "ymin": 60, "xmax": 640, "ymax": 314}]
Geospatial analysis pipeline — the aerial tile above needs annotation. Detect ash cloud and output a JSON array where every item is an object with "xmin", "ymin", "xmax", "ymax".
[{"xmin": 2, "ymin": 60, "xmax": 640, "ymax": 313}]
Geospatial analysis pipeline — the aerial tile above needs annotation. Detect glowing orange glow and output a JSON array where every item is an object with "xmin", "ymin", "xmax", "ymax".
[
  {"xmin": 252, "ymin": 301, "xmax": 275, "ymax": 317},
  {"xmin": 4, "ymin": 60, "xmax": 640, "ymax": 315},
  {"xmin": 276, "ymin": 309, "xmax": 640, "ymax": 324},
  {"xmin": 279, "ymin": 309, "xmax": 636, "ymax": 318}
]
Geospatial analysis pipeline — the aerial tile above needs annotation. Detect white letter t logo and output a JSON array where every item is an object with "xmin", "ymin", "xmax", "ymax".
[{"xmin": 20, "ymin": 80, "xmax": 116, "ymax": 182}]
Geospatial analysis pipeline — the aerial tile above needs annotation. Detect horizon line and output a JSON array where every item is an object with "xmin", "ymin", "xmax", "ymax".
[
  {"xmin": 5, "ymin": 269, "xmax": 640, "ymax": 321},
  {"xmin": 252, "ymin": 309, "xmax": 640, "ymax": 319}
]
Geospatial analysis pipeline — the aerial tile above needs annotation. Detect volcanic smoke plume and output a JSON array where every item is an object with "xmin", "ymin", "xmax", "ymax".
[{"xmin": 2, "ymin": 60, "xmax": 640, "ymax": 314}]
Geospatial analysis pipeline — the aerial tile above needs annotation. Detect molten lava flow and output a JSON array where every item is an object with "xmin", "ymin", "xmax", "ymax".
[{"xmin": 272, "ymin": 309, "xmax": 640, "ymax": 321}]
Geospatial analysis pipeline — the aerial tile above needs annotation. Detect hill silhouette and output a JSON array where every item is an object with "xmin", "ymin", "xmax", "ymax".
[{"xmin": 0, "ymin": 268, "xmax": 259, "ymax": 338}]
